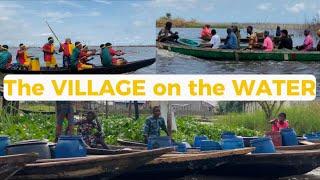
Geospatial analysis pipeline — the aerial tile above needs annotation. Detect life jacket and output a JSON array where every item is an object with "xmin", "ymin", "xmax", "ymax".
[
  {"xmin": 42, "ymin": 43, "xmax": 55, "ymax": 62},
  {"xmin": 16, "ymin": 50, "xmax": 29, "ymax": 64},
  {"xmin": 61, "ymin": 43, "xmax": 75, "ymax": 57}
]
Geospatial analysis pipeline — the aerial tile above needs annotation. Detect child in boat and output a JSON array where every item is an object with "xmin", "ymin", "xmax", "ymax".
[
  {"xmin": 16, "ymin": 43, "xmax": 31, "ymax": 70},
  {"xmin": 270, "ymin": 113, "xmax": 289, "ymax": 132},
  {"xmin": 105, "ymin": 43, "xmax": 127, "ymax": 65},
  {"xmin": 76, "ymin": 111, "xmax": 109, "ymax": 149}
]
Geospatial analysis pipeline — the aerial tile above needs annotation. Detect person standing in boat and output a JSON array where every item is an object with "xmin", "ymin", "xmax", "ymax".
[
  {"xmin": 70, "ymin": 41, "xmax": 82, "ymax": 71},
  {"xmin": 201, "ymin": 24, "xmax": 212, "ymax": 41},
  {"xmin": 209, "ymin": 29, "xmax": 221, "ymax": 49},
  {"xmin": 42, "ymin": 37, "xmax": 58, "ymax": 69},
  {"xmin": 296, "ymin": 29, "xmax": 314, "ymax": 51},
  {"xmin": 143, "ymin": 106, "xmax": 169, "ymax": 143},
  {"xmin": 270, "ymin": 113, "xmax": 289, "ymax": 132},
  {"xmin": 59, "ymin": 38, "xmax": 75, "ymax": 68},
  {"xmin": 55, "ymin": 101, "xmax": 75, "ymax": 142},
  {"xmin": 16, "ymin": 44, "xmax": 31, "ymax": 70},
  {"xmin": 220, "ymin": 28, "xmax": 238, "ymax": 49},
  {"xmin": 0, "ymin": 45, "xmax": 12, "ymax": 69},
  {"xmin": 246, "ymin": 26, "xmax": 259, "ymax": 50},
  {"xmin": 278, "ymin": 29, "xmax": 293, "ymax": 50},
  {"xmin": 78, "ymin": 45, "xmax": 96, "ymax": 70},
  {"xmin": 262, "ymin": 31, "xmax": 274, "ymax": 52},
  {"xmin": 157, "ymin": 21, "xmax": 179, "ymax": 42}
]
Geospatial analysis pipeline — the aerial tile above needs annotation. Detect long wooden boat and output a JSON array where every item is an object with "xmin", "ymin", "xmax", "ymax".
[
  {"xmin": 0, "ymin": 153, "xmax": 38, "ymax": 180},
  {"xmin": 11, "ymin": 147, "xmax": 172, "ymax": 179},
  {"xmin": 276, "ymin": 142, "xmax": 320, "ymax": 150},
  {"xmin": 210, "ymin": 149, "xmax": 320, "ymax": 178},
  {"xmin": 0, "ymin": 58, "xmax": 155, "ymax": 74},
  {"xmin": 158, "ymin": 42, "xmax": 320, "ymax": 61}
]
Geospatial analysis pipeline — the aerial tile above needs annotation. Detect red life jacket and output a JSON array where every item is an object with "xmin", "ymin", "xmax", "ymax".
[{"xmin": 42, "ymin": 43, "xmax": 55, "ymax": 62}]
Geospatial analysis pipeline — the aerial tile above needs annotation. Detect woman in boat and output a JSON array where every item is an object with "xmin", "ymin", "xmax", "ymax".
[
  {"xmin": 143, "ymin": 106, "xmax": 169, "ymax": 143},
  {"xmin": 246, "ymin": 26, "xmax": 259, "ymax": 50},
  {"xmin": 201, "ymin": 24, "xmax": 212, "ymax": 41},
  {"xmin": 105, "ymin": 43, "xmax": 127, "ymax": 65},
  {"xmin": 42, "ymin": 37, "xmax": 58, "ymax": 69},
  {"xmin": 262, "ymin": 31, "xmax": 274, "ymax": 52},
  {"xmin": 16, "ymin": 44, "xmax": 31, "ymax": 70},
  {"xmin": 317, "ymin": 29, "xmax": 320, "ymax": 51},
  {"xmin": 296, "ymin": 29, "xmax": 314, "ymax": 51},
  {"xmin": 157, "ymin": 21, "xmax": 179, "ymax": 42},
  {"xmin": 0, "ymin": 45, "xmax": 12, "ymax": 69},
  {"xmin": 278, "ymin": 29, "xmax": 293, "ymax": 50},
  {"xmin": 59, "ymin": 38, "xmax": 75, "ymax": 68},
  {"xmin": 55, "ymin": 101, "xmax": 75, "ymax": 142},
  {"xmin": 76, "ymin": 111, "xmax": 109, "ymax": 149},
  {"xmin": 220, "ymin": 28, "xmax": 238, "ymax": 49},
  {"xmin": 210, "ymin": 29, "xmax": 221, "ymax": 49},
  {"xmin": 77, "ymin": 45, "xmax": 96, "ymax": 71},
  {"xmin": 270, "ymin": 112, "xmax": 289, "ymax": 132}
]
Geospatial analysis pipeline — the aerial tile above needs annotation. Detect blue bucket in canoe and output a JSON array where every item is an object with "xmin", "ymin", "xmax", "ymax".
[
  {"xmin": 250, "ymin": 137, "xmax": 276, "ymax": 154},
  {"xmin": 281, "ymin": 128, "xmax": 298, "ymax": 146},
  {"xmin": 221, "ymin": 137, "xmax": 244, "ymax": 150},
  {"xmin": 194, "ymin": 135, "xmax": 208, "ymax": 148},
  {"xmin": 55, "ymin": 136, "xmax": 87, "ymax": 158},
  {"xmin": 200, "ymin": 140, "xmax": 221, "ymax": 151}
]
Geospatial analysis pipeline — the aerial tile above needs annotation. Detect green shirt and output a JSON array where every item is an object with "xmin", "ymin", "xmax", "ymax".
[
  {"xmin": 100, "ymin": 48, "xmax": 112, "ymax": 67},
  {"xmin": 70, "ymin": 47, "xmax": 80, "ymax": 70},
  {"xmin": 0, "ymin": 51, "xmax": 12, "ymax": 69},
  {"xmin": 143, "ymin": 116, "xmax": 167, "ymax": 138}
]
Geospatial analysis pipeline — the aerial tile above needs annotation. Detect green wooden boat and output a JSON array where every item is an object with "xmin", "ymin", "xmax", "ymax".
[
  {"xmin": 158, "ymin": 42, "xmax": 320, "ymax": 61},
  {"xmin": 177, "ymin": 38, "xmax": 200, "ymax": 47}
]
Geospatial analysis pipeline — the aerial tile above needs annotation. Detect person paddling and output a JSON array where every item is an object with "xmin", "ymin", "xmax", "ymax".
[
  {"xmin": 78, "ymin": 45, "xmax": 96, "ymax": 70},
  {"xmin": 59, "ymin": 38, "xmax": 75, "ymax": 68},
  {"xmin": 270, "ymin": 113, "xmax": 289, "ymax": 132},
  {"xmin": 100, "ymin": 44, "xmax": 112, "ymax": 67},
  {"xmin": 105, "ymin": 43, "xmax": 127, "ymax": 65},
  {"xmin": 0, "ymin": 45, "xmax": 12, "ymax": 69},
  {"xmin": 296, "ymin": 29, "xmax": 314, "ymax": 51},
  {"xmin": 70, "ymin": 41, "xmax": 82, "ymax": 71},
  {"xmin": 157, "ymin": 21, "xmax": 179, "ymax": 42},
  {"xmin": 42, "ymin": 37, "xmax": 58, "ymax": 69},
  {"xmin": 16, "ymin": 43, "xmax": 32, "ymax": 70}
]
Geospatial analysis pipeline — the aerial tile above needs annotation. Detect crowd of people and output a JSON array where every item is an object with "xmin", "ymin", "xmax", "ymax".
[{"xmin": 0, "ymin": 37, "xmax": 126, "ymax": 70}]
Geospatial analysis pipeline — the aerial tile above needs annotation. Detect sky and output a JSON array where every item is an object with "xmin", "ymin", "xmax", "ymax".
[{"xmin": 0, "ymin": 0, "xmax": 319, "ymax": 46}]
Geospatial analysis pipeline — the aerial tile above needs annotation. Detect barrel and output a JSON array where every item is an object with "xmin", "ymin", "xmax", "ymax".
[
  {"xmin": 193, "ymin": 135, "xmax": 208, "ymax": 147},
  {"xmin": 265, "ymin": 131, "xmax": 282, "ymax": 146},
  {"xmin": 281, "ymin": 128, "xmax": 298, "ymax": 146},
  {"xmin": 31, "ymin": 57, "xmax": 40, "ymax": 71},
  {"xmin": 6, "ymin": 141, "xmax": 50, "ymax": 159},
  {"xmin": 55, "ymin": 136, "xmax": 87, "ymax": 158},
  {"xmin": 221, "ymin": 131, "xmax": 236, "ymax": 139},
  {"xmin": 176, "ymin": 143, "xmax": 187, "ymax": 153},
  {"xmin": 147, "ymin": 136, "xmax": 172, "ymax": 150},
  {"xmin": 0, "ymin": 136, "xmax": 10, "ymax": 156},
  {"xmin": 200, "ymin": 140, "xmax": 221, "ymax": 151},
  {"xmin": 250, "ymin": 137, "xmax": 276, "ymax": 154},
  {"xmin": 221, "ymin": 137, "xmax": 244, "ymax": 150},
  {"xmin": 304, "ymin": 133, "xmax": 319, "ymax": 141}
]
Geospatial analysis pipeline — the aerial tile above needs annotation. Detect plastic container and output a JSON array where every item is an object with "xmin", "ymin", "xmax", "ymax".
[
  {"xmin": 221, "ymin": 137, "xmax": 244, "ymax": 150},
  {"xmin": 265, "ymin": 131, "xmax": 282, "ymax": 146},
  {"xmin": 221, "ymin": 131, "xmax": 237, "ymax": 139},
  {"xmin": 6, "ymin": 141, "xmax": 50, "ymax": 159},
  {"xmin": 147, "ymin": 136, "xmax": 172, "ymax": 150},
  {"xmin": 281, "ymin": 128, "xmax": 298, "ymax": 146},
  {"xmin": 176, "ymin": 143, "xmax": 187, "ymax": 153},
  {"xmin": 200, "ymin": 140, "xmax": 221, "ymax": 151},
  {"xmin": 250, "ymin": 137, "xmax": 276, "ymax": 154},
  {"xmin": 243, "ymin": 137, "xmax": 259, "ymax": 147},
  {"xmin": 304, "ymin": 133, "xmax": 319, "ymax": 141},
  {"xmin": 31, "ymin": 57, "xmax": 40, "ymax": 71},
  {"xmin": 0, "ymin": 136, "xmax": 10, "ymax": 156},
  {"xmin": 193, "ymin": 135, "xmax": 208, "ymax": 148},
  {"xmin": 55, "ymin": 136, "xmax": 87, "ymax": 158}
]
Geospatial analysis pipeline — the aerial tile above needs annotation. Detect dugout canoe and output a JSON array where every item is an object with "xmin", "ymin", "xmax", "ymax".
[
  {"xmin": 11, "ymin": 147, "xmax": 172, "ymax": 179},
  {"xmin": 119, "ymin": 147, "xmax": 254, "ymax": 179},
  {"xmin": 210, "ymin": 149, "xmax": 320, "ymax": 178},
  {"xmin": 158, "ymin": 42, "xmax": 320, "ymax": 61},
  {"xmin": 0, "ymin": 58, "xmax": 155, "ymax": 74},
  {"xmin": 0, "ymin": 153, "xmax": 38, "ymax": 180}
]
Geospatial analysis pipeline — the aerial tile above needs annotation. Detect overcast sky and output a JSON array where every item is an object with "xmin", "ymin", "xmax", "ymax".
[{"xmin": 0, "ymin": 0, "xmax": 319, "ymax": 46}]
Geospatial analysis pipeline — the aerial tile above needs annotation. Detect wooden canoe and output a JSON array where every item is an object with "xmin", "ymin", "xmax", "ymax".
[
  {"xmin": 276, "ymin": 142, "xmax": 320, "ymax": 150},
  {"xmin": 210, "ymin": 149, "xmax": 320, "ymax": 178},
  {"xmin": 117, "ymin": 139, "xmax": 147, "ymax": 148},
  {"xmin": 158, "ymin": 42, "xmax": 320, "ymax": 61},
  {"xmin": 11, "ymin": 147, "xmax": 172, "ymax": 179},
  {"xmin": 119, "ymin": 147, "xmax": 254, "ymax": 179},
  {"xmin": 0, "ymin": 153, "xmax": 38, "ymax": 180},
  {"xmin": 0, "ymin": 58, "xmax": 155, "ymax": 74}
]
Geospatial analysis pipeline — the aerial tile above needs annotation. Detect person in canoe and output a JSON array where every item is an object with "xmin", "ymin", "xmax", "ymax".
[
  {"xmin": 278, "ymin": 29, "xmax": 293, "ymax": 50},
  {"xmin": 201, "ymin": 24, "xmax": 212, "ymax": 41},
  {"xmin": 296, "ymin": 29, "xmax": 314, "ymax": 51},
  {"xmin": 209, "ymin": 29, "xmax": 221, "ymax": 49},
  {"xmin": 70, "ymin": 41, "xmax": 82, "ymax": 70},
  {"xmin": 232, "ymin": 25, "xmax": 241, "ymax": 48},
  {"xmin": 157, "ymin": 21, "xmax": 179, "ymax": 42},
  {"xmin": 262, "ymin": 31, "xmax": 274, "ymax": 52},
  {"xmin": 100, "ymin": 44, "xmax": 112, "ymax": 67},
  {"xmin": 276, "ymin": 26, "xmax": 281, "ymax": 37},
  {"xmin": 55, "ymin": 101, "xmax": 75, "ymax": 142},
  {"xmin": 143, "ymin": 106, "xmax": 169, "ymax": 143},
  {"xmin": 42, "ymin": 37, "xmax": 58, "ymax": 69},
  {"xmin": 78, "ymin": 45, "xmax": 96, "ymax": 70},
  {"xmin": 270, "ymin": 112, "xmax": 289, "ymax": 132},
  {"xmin": 316, "ymin": 29, "xmax": 320, "ymax": 51},
  {"xmin": 220, "ymin": 28, "xmax": 238, "ymax": 49},
  {"xmin": 59, "ymin": 38, "xmax": 75, "ymax": 68},
  {"xmin": 0, "ymin": 45, "xmax": 12, "ymax": 69},
  {"xmin": 246, "ymin": 26, "xmax": 260, "ymax": 49},
  {"xmin": 105, "ymin": 43, "xmax": 127, "ymax": 65},
  {"xmin": 76, "ymin": 111, "xmax": 109, "ymax": 149},
  {"xmin": 16, "ymin": 43, "xmax": 31, "ymax": 70}
]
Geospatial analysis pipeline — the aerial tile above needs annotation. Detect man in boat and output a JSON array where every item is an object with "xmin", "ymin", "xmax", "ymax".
[
  {"xmin": 143, "ymin": 106, "xmax": 169, "ymax": 143},
  {"xmin": 70, "ymin": 41, "xmax": 84, "ymax": 71},
  {"xmin": 270, "ymin": 113, "xmax": 289, "ymax": 132},
  {"xmin": 317, "ymin": 29, "xmax": 320, "ymax": 51},
  {"xmin": 246, "ymin": 26, "xmax": 259, "ymax": 49},
  {"xmin": 78, "ymin": 45, "xmax": 96, "ymax": 70},
  {"xmin": 296, "ymin": 29, "xmax": 314, "ymax": 51},
  {"xmin": 59, "ymin": 38, "xmax": 75, "ymax": 68},
  {"xmin": 42, "ymin": 37, "xmax": 58, "ymax": 69},
  {"xmin": 55, "ymin": 101, "xmax": 75, "ymax": 142},
  {"xmin": 276, "ymin": 26, "xmax": 281, "ymax": 37},
  {"xmin": 157, "ymin": 21, "xmax": 179, "ymax": 42},
  {"xmin": 209, "ymin": 29, "xmax": 221, "ymax": 49},
  {"xmin": 76, "ymin": 111, "xmax": 109, "ymax": 149},
  {"xmin": 100, "ymin": 44, "xmax": 112, "ymax": 67},
  {"xmin": 0, "ymin": 45, "xmax": 12, "ymax": 69},
  {"xmin": 278, "ymin": 29, "xmax": 293, "ymax": 50},
  {"xmin": 16, "ymin": 44, "xmax": 31, "ymax": 70},
  {"xmin": 201, "ymin": 24, "xmax": 212, "ymax": 41},
  {"xmin": 232, "ymin": 26, "xmax": 241, "ymax": 48},
  {"xmin": 105, "ymin": 43, "xmax": 127, "ymax": 65},
  {"xmin": 220, "ymin": 28, "xmax": 238, "ymax": 49},
  {"xmin": 262, "ymin": 31, "xmax": 274, "ymax": 52}
]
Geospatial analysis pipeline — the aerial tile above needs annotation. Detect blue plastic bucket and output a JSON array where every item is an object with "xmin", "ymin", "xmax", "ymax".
[
  {"xmin": 176, "ymin": 143, "xmax": 187, "ymax": 153},
  {"xmin": 221, "ymin": 137, "xmax": 244, "ymax": 150},
  {"xmin": 0, "ymin": 136, "xmax": 10, "ymax": 156},
  {"xmin": 304, "ymin": 133, "xmax": 319, "ymax": 141},
  {"xmin": 281, "ymin": 128, "xmax": 298, "ymax": 146},
  {"xmin": 193, "ymin": 135, "xmax": 208, "ymax": 148},
  {"xmin": 250, "ymin": 137, "xmax": 276, "ymax": 154},
  {"xmin": 55, "ymin": 136, "xmax": 87, "ymax": 158},
  {"xmin": 221, "ymin": 131, "xmax": 237, "ymax": 139},
  {"xmin": 200, "ymin": 140, "xmax": 221, "ymax": 151},
  {"xmin": 147, "ymin": 136, "xmax": 172, "ymax": 150}
]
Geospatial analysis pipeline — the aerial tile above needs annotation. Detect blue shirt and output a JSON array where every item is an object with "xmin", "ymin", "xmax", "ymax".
[
  {"xmin": 143, "ymin": 116, "xmax": 167, "ymax": 138},
  {"xmin": 0, "ymin": 51, "xmax": 12, "ymax": 69},
  {"xmin": 221, "ymin": 32, "xmax": 238, "ymax": 49}
]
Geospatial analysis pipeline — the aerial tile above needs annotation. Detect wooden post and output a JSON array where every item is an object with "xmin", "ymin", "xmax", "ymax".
[
  {"xmin": 128, "ymin": 101, "xmax": 132, "ymax": 117},
  {"xmin": 167, "ymin": 107, "xmax": 172, "ymax": 138},
  {"xmin": 134, "ymin": 101, "xmax": 139, "ymax": 120},
  {"xmin": 105, "ymin": 101, "xmax": 109, "ymax": 118}
]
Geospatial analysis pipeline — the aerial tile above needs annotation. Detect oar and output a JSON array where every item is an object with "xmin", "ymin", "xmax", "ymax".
[{"xmin": 45, "ymin": 20, "xmax": 62, "ymax": 45}]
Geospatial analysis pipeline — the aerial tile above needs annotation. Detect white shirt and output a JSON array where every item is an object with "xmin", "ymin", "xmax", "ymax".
[{"xmin": 210, "ymin": 34, "xmax": 221, "ymax": 49}]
